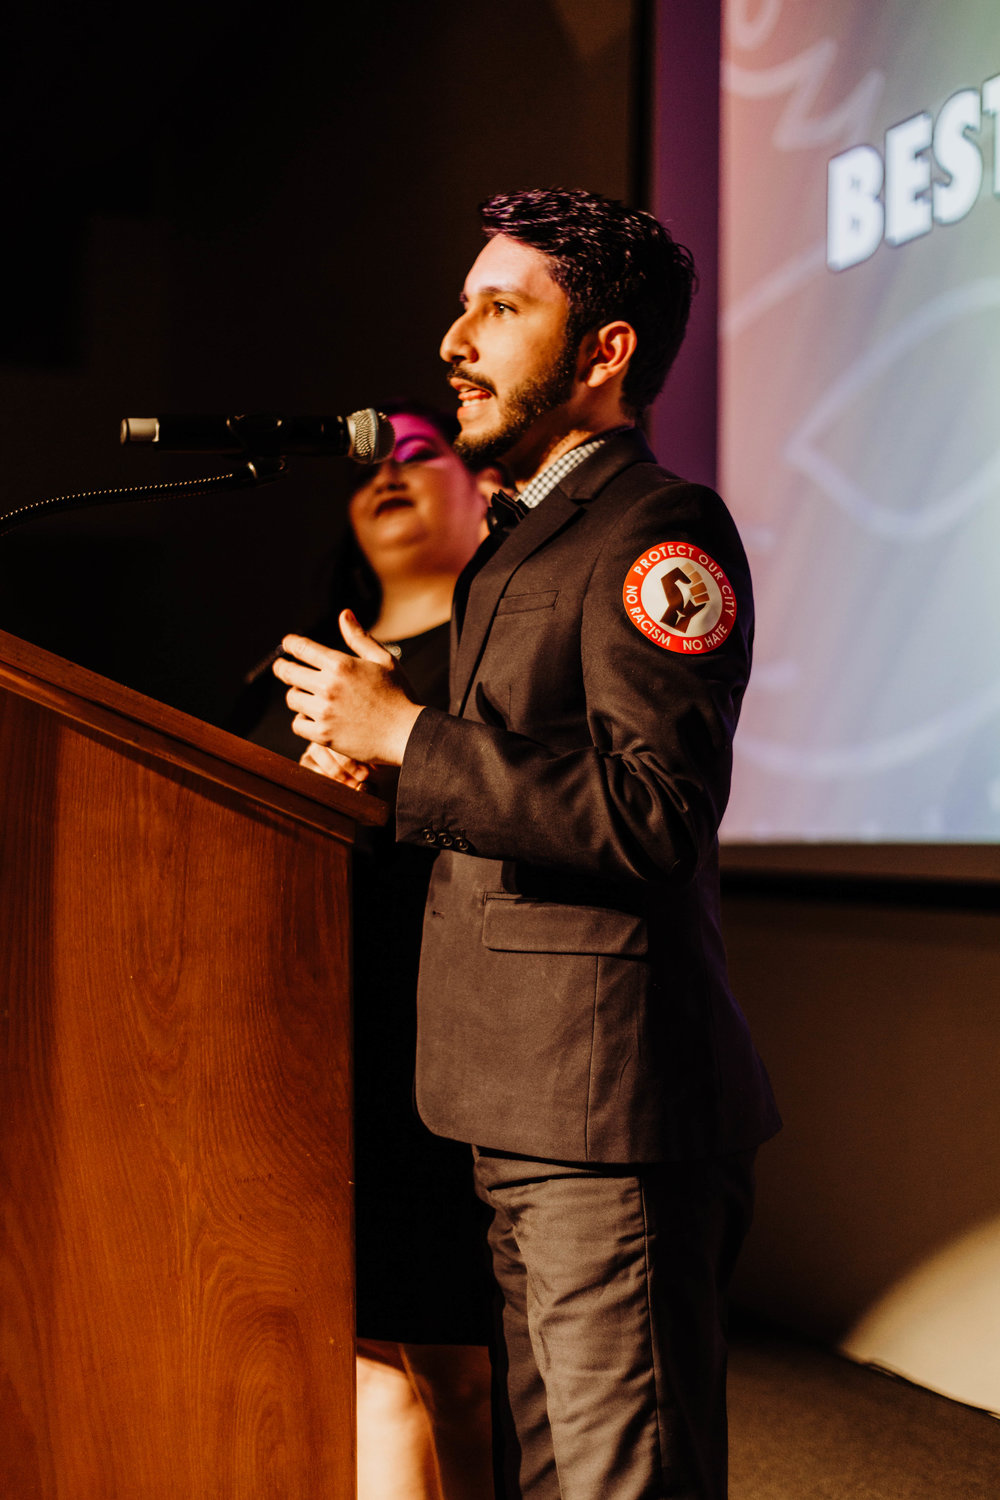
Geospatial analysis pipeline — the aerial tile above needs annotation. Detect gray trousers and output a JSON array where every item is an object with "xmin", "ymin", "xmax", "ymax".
[{"xmin": 472, "ymin": 1148, "xmax": 756, "ymax": 1500}]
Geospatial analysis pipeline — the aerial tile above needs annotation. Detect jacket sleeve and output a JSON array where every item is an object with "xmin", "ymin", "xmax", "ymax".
[{"xmin": 394, "ymin": 484, "xmax": 752, "ymax": 885}]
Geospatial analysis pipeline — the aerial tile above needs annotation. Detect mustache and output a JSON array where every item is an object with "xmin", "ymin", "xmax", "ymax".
[{"xmin": 447, "ymin": 364, "xmax": 497, "ymax": 398}]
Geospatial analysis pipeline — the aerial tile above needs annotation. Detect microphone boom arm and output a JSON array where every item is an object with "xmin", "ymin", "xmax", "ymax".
[
  {"xmin": 0, "ymin": 457, "xmax": 286, "ymax": 539},
  {"xmin": 0, "ymin": 407, "xmax": 393, "ymax": 538}
]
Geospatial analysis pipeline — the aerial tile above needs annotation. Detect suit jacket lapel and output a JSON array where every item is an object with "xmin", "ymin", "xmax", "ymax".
[
  {"xmin": 451, "ymin": 490, "xmax": 579, "ymax": 712},
  {"xmin": 450, "ymin": 429, "xmax": 659, "ymax": 713}
]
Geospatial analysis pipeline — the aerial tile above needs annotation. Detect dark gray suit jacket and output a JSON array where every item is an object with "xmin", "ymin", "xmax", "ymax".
[{"xmin": 396, "ymin": 429, "xmax": 779, "ymax": 1163}]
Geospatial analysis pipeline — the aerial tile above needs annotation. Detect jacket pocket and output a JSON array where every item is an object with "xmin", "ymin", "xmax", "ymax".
[
  {"xmin": 495, "ymin": 590, "xmax": 559, "ymax": 615},
  {"xmin": 482, "ymin": 896, "xmax": 647, "ymax": 957}
]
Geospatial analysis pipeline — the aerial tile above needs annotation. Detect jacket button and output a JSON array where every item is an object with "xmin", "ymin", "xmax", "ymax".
[
  {"xmin": 438, "ymin": 833, "xmax": 454, "ymax": 848},
  {"xmin": 420, "ymin": 827, "xmax": 436, "ymax": 843},
  {"xmin": 453, "ymin": 836, "xmax": 470, "ymax": 852}
]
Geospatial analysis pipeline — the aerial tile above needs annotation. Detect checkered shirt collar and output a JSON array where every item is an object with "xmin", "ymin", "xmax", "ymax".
[{"xmin": 517, "ymin": 427, "xmax": 632, "ymax": 510}]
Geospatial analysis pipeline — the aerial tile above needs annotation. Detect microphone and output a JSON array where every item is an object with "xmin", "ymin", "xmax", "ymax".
[{"xmin": 120, "ymin": 408, "xmax": 395, "ymax": 464}]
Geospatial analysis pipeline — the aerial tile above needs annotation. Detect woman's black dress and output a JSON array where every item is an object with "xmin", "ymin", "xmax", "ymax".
[{"xmin": 234, "ymin": 619, "xmax": 491, "ymax": 1344}]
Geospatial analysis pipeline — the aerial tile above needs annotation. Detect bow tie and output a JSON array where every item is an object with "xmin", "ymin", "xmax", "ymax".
[{"xmin": 487, "ymin": 490, "xmax": 530, "ymax": 534}]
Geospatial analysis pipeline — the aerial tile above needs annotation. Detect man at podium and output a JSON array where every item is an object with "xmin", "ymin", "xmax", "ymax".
[{"xmin": 274, "ymin": 189, "xmax": 780, "ymax": 1500}]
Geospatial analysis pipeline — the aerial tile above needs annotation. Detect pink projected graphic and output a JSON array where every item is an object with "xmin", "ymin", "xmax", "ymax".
[{"xmin": 718, "ymin": 0, "xmax": 1000, "ymax": 844}]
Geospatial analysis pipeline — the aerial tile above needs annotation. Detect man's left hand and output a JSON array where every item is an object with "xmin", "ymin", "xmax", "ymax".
[{"xmin": 272, "ymin": 610, "xmax": 424, "ymax": 766}]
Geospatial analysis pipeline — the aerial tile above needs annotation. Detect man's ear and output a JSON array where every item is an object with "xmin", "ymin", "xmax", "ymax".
[{"xmin": 578, "ymin": 320, "xmax": 638, "ymax": 389}]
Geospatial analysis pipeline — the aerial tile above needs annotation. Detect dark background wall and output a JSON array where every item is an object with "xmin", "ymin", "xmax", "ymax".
[
  {"xmin": 0, "ymin": 0, "xmax": 641, "ymax": 722},
  {"xmin": 724, "ymin": 876, "xmax": 1000, "ymax": 1354},
  {"xmin": 3, "ymin": 0, "xmax": 998, "ymax": 1383}
]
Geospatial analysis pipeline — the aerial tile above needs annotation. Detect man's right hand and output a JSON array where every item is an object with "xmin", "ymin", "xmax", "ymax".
[{"xmin": 299, "ymin": 741, "xmax": 373, "ymax": 792}]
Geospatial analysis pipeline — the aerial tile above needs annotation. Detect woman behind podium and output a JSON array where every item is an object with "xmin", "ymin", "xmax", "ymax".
[{"xmin": 243, "ymin": 403, "xmax": 499, "ymax": 1500}]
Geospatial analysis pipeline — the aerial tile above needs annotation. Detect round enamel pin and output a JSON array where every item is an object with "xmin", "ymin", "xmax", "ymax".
[{"xmin": 622, "ymin": 542, "xmax": 737, "ymax": 653}]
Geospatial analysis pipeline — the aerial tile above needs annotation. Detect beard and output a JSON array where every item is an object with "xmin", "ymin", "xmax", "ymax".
[{"xmin": 451, "ymin": 339, "xmax": 579, "ymax": 467}]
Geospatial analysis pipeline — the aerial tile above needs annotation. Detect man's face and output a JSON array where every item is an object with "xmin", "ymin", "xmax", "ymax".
[{"xmin": 440, "ymin": 235, "xmax": 579, "ymax": 474}]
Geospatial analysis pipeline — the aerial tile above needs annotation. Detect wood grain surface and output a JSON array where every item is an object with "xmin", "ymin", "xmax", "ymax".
[
  {"xmin": 1, "ymin": 670, "xmax": 358, "ymax": 1497},
  {"xmin": 0, "ymin": 626, "xmax": 388, "ymax": 839}
]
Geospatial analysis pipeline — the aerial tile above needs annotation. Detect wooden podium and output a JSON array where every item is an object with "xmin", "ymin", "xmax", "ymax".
[{"xmin": 0, "ymin": 630, "xmax": 387, "ymax": 1498}]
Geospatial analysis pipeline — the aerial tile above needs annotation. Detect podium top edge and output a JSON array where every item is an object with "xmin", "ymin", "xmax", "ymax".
[{"xmin": 0, "ymin": 628, "xmax": 389, "ymax": 835}]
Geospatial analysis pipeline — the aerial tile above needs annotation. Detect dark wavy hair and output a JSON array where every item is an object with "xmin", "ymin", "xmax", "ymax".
[{"xmin": 479, "ymin": 188, "xmax": 696, "ymax": 418}]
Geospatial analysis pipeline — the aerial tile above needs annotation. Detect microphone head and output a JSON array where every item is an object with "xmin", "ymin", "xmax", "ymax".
[{"xmin": 347, "ymin": 408, "xmax": 395, "ymax": 464}]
